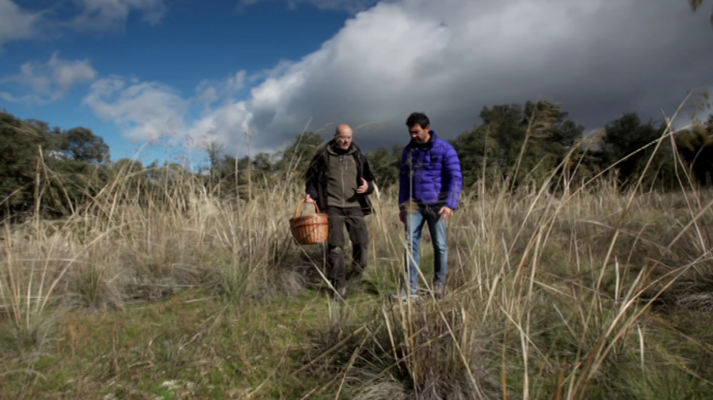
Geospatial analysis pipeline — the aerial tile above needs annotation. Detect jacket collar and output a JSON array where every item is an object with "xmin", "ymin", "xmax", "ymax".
[
  {"xmin": 325, "ymin": 139, "xmax": 360, "ymax": 156},
  {"xmin": 408, "ymin": 130, "xmax": 438, "ymax": 149}
]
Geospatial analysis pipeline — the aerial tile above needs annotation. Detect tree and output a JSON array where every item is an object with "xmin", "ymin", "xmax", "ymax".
[
  {"xmin": 205, "ymin": 141, "xmax": 223, "ymax": 170},
  {"xmin": 0, "ymin": 111, "xmax": 119, "ymax": 217},
  {"xmin": 367, "ymin": 145, "xmax": 402, "ymax": 190},
  {"xmin": 453, "ymin": 100, "xmax": 583, "ymax": 189},
  {"xmin": 675, "ymin": 117, "xmax": 713, "ymax": 185},
  {"xmin": 0, "ymin": 112, "xmax": 55, "ymax": 214},
  {"xmin": 251, "ymin": 152, "xmax": 277, "ymax": 184},
  {"xmin": 58, "ymin": 127, "xmax": 110, "ymax": 163},
  {"xmin": 600, "ymin": 113, "xmax": 677, "ymax": 189},
  {"xmin": 451, "ymin": 125, "xmax": 500, "ymax": 188},
  {"xmin": 276, "ymin": 132, "xmax": 326, "ymax": 177}
]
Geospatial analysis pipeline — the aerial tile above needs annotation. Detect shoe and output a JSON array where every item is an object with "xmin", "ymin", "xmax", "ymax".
[
  {"xmin": 433, "ymin": 282, "xmax": 446, "ymax": 299},
  {"xmin": 391, "ymin": 290, "xmax": 420, "ymax": 301},
  {"xmin": 334, "ymin": 286, "xmax": 347, "ymax": 302}
]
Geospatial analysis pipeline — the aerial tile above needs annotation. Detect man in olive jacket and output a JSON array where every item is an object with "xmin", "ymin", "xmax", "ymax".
[{"xmin": 305, "ymin": 124, "xmax": 375, "ymax": 301}]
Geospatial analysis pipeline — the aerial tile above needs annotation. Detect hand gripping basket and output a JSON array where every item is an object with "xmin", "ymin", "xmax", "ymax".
[{"xmin": 289, "ymin": 200, "xmax": 329, "ymax": 245}]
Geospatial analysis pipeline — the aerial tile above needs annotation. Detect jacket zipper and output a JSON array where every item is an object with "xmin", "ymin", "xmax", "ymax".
[{"xmin": 340, "ymin": 155, "xmax": 345, "ymax": 208}]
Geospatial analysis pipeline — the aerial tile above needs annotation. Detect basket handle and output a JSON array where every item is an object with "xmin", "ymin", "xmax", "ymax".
[{"xmin": 294, "ymin": 199, "xmax": 321, "ymax": 219}]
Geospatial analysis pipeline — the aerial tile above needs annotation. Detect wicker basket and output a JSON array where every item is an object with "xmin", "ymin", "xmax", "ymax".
[{"xmin": 289, "ymin": 200, "xmax": 329, "ymax": 245}]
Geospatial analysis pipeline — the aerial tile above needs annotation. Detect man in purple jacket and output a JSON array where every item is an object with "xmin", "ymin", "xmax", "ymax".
[{"xmin": 394, "ymin": 112, "xmax": 463, "ymax": 300}]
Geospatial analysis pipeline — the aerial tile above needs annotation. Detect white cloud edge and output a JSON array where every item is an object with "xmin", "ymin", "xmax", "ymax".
[
  {"xmin": 1, "ymin": 51, "xmax": 98, "ymax": 104},
  {"xmin": 0, "ymin": 0, "xmax": 168, "ymax": 49}
]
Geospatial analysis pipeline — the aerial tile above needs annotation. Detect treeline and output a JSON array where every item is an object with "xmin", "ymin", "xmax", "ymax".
[
  {"xmin": 1, "ymin": 111, "xmax": 110, "ymax": 218},
  {"xmin": 1, "ymin": 111, "xmax": 201, "ymax": 219},
  {"xmin": 2, "ymin": 100, "xmax": 712, "ymax": 219},
  {"xmin": 366, "ymin": 100, "xmax": 713, "ymax": 193}
]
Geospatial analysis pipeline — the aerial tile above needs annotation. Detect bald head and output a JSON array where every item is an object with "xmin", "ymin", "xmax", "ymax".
[{"xmin": 334, "ymin": 124, "xmax": 353, "ymax": 150}]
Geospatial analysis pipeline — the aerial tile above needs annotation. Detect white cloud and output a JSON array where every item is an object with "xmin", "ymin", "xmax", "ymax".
[
  {"xmin": 71, "ymin": 0, "xmax": 166, "ymax": 30},
  {"xmin": 83, "ymin": 76, "xmax": 189, "ymax": 143},
  {"xmin": 195, "ymin": 70, "xmax": 247, "ymax": 106},
  {"xmin": 81, "ymin": 70, "xmax": 257, "ymax": 150},
  {"xmin": 236, "ymin": 0, "xmax": 379, "ymax": 14},
  {"xmin": 85, "ymin": 0, "xmax": 713, "ymax": 156},
  {"xmin": 0, "ymin": 52, "xmax": 97, "ymax": 103},
  {"xmin": 0, "ymin": 0, "xmax": 42, "ymax": 49},
  {"xmin": 0, "ymin": 0, "xmax": 166, "ymax": 48}
]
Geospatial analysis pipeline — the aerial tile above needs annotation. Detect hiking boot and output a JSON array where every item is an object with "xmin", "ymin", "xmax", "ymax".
[{"xmin": 433, "ymin": 282, "xmax": 446, "ymax": 299}]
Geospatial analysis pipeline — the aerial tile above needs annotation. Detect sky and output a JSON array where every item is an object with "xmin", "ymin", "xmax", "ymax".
[{"xmin": 1, "ymin": 0, "xmax": 712, "ymax": 167}]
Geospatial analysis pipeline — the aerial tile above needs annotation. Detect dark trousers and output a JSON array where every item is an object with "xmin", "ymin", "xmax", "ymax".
[{"xmin": 327, "ymin": 207, "xmax": 369, "ymax": 290}]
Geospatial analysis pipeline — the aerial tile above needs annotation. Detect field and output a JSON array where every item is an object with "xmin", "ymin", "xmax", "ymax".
[{"xmin": 2, "ymin": 165, "xmax": 713, "ymax": 399}]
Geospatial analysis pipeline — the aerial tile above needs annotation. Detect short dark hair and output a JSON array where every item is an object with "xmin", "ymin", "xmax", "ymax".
[{"xmin": 406, "ymin": 112, "xmax": 430, "ymax": 129}]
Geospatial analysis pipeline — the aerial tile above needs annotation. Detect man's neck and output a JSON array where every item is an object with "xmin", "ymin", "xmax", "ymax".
[
  {"xmin": 332, "ymin": 143, "xmax": 350, "ymax": 154},
  {"xmin": 416, "ymin": 131, "xmax": 433, "ymax": 147}
]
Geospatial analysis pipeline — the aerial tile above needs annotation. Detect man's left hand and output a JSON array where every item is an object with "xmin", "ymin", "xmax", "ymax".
[
  {"xmin": 356, "ymin": 178, "xmax": 369, "ymax": 194},
  {"xmin": 439, "ymin": 206, "xmax": 454, "ymax": 220}
]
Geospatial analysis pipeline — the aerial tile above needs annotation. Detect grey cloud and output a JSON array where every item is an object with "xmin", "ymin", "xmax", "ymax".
[
  {"xmin": 89, "ymin": 0, "xmax": 713, "ymax": 157},
  {"xmin": 224, "ymin": 0, "xmax": 713, "ymax": 153}
]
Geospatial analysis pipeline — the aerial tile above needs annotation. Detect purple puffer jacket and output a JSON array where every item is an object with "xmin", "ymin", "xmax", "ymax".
[{"xmin": 399, "ymin": 131, "xmax": 463, "ymax": 210}]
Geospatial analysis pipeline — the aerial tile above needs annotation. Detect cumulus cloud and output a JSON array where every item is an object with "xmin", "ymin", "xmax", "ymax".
[
  {"xmin": 83, "ymin": 76, "xmax": 189, "ymax": 143},
  {"xmin": 0, "ymin": 52, "xmax": 97, "ymax": 103},
  {"xmin": 0, "ymin": 0, "xmax": 42, "ymax": 49},
  {"xmin": 195, "ymin": 70, "xmax": 247, "ymax": 106},
  {"xmin": 87, "ymin": 0, "xmax": 713, "ymax": 156},
  {"xmin": 82, "ymin": 70, "xmax": 256, "ymax": 149}
]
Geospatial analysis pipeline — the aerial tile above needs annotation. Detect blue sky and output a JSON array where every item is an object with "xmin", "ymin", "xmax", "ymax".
[
  {"xmin": 2, "ymin": 0, "xmax": 712, "ymax": 168},
  {"xmin": 1, "ymin": 0, "xmax": 358, "ymax": 164}
]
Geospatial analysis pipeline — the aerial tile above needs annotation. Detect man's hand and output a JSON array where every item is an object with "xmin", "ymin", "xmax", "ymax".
[
  {"xmin": 305, "ymin": 194, "xmax": 315, "ymax": 204},
  {"xmin": 356, "ymin": 178, "xmax": 369, "ymax": 194},
  {"xmin": 438, "ymin": 206, "xmax": 454, "ymax": 221}
]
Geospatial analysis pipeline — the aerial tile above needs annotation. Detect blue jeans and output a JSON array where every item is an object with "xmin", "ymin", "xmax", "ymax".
[{"xmin": 404, "ymin": 204, "xmax": 448, "ymax": 293}]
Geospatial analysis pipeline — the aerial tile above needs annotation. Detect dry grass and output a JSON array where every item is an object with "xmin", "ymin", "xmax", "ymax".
[
  {"xmin": 2, "ymin": 114, "xmax": 713, "ymax": 398},
  {"xmin": 289, "ymin": 181, "xmax": 712, "ymax": 400}
]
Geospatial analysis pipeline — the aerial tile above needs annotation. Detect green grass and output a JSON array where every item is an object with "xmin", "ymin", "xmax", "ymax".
[{"xmin": 0, "ymin": 288, "xmax": 341, "ymax": 399}]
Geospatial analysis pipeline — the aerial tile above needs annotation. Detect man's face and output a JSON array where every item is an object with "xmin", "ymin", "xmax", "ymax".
[
  {"xmin": 335, "ymin": 130, "xmax": 353, "ymax": 149},
  {"xmin": 408, "ymin": 124, "xmax": 431, "ymax": 144}
]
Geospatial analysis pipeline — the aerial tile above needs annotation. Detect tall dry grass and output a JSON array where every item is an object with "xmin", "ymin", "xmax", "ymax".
[
  {"xmin": 1, "ymin": 107, "xmax": 713, "ymax": 399},
  {"xmin": 0, "ymin": 161, "xmax": 310, "ymax": 348},
  {"xmin": 297, "ymin": 106, "xmax": 713, "ymax": 399},
  {"xmin": 301, "ymin": 179, "xmax": 713, "ymax": 400}
]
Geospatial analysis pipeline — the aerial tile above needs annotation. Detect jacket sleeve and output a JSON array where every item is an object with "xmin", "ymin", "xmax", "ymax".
[
  {"xmin": 442, "ymin": 144, "xmax": 463, "ymax": 210},
  {"xmin": 361, "ymin": 154, "xmax": 376, "ymax": 195},
  {"xmin": 305, "ymin": 154, "xmax": 321, "ymax": 200},
  {"xmin": 398, "ymin": 147, "xmax": 410, "ymax": 209}
]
